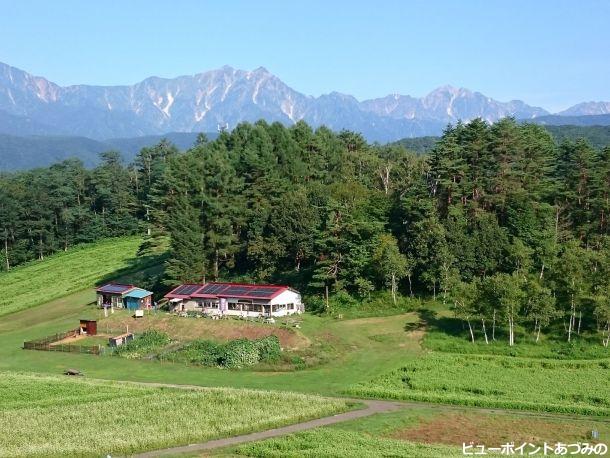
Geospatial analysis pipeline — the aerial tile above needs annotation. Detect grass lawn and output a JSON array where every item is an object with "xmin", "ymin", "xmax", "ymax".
[
  {"xmin": 0, "ymin": 237, "xmax": 157, "ymax": 318},
  {"xmin": 2, "ymin": 238, "xmax": 609, "ymax": 458},
  {"xmin": 0, "ymin": 371, "xmax": 351, "ymax": 457},
  {"xmin": 0, "ymin": 283, "xmax": 424, "ymax": 396}
]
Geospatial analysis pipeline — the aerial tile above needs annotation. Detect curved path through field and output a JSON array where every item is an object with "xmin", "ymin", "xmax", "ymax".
[
  {"xmin": 125, "ymin": 378, "xmax": 610, "ymax": 457},
  {"xmin": 132, "ymin": 399, "xmax": 404, "ymax": 457}
]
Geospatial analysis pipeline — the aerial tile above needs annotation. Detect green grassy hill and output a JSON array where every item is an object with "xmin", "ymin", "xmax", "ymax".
[{"xmin": 0, "ymin": 237, "xmax": 150, "ymax": 317}]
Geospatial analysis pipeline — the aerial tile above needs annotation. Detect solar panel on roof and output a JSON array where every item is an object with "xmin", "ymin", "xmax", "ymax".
[
  {"xmin": 223, "ymin": 286, "xmax": 251, "ymax": 295},
  {"xmin": 98, "ymin": 284, "xmax": 133, "ymax": 294},
  {"xmin": 173, "ymin": 284, "xmax": 200, "ymax": 295},
  {"xmin": 201, "ymin": 284, "xmax": 226, "ymax": 294},
  {"xmin": 189, "ymin": 283, "xmax": 285, "ymax": 299}
]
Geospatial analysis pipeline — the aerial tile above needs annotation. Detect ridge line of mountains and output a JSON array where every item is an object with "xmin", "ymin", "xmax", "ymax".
[
  {"xmin": 1, "ymin": 61, "xmax": 610, "ymax": 170},
  {"xmin": 1, "ymin": 61, "xmax": 609, "ymax": 142}
]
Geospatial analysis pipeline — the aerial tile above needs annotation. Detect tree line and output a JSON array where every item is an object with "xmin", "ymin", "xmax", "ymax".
[{"xmin": 0, "ymin": 119, "xmax": 608, "ymax": 345}]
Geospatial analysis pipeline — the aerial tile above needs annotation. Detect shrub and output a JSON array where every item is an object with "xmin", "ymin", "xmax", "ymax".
[
  {"xmin": 290, "ymin": 356, "xmax": 306, "ymax": 370},
  {"xmin": 314, "ymin": 290, "xmax": 419, "ymax": 318},
  {"xmin": 256, "ymin": 335, "xmax": 281, "ymax": 363},
  {"xmin": 167, "ymin": 335, "xmax": 283, "ymax": 369},
  {"xmin": 219, "ymin": 339, "xmax": 262, "ymax": 368},
  {"xmin": 177, "ymin": 339, "xmax": 222, "ymax": 366},
  {"xmin": 114, "ymin": 330, "xmax": 171, "ymax": 359}
]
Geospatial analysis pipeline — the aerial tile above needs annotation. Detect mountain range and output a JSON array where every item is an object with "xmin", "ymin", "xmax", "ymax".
[{"xmin": 1, "ymin": 61, "xmax": 609, "ymax": 142}]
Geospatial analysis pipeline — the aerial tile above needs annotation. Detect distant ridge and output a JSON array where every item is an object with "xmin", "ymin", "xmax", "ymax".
[
  {"xmin": 392, "ymin": 123, "xmax": 610, "ymax": 154},
  {"xmin": 0, "ymin": 61, "xmax": 576, "ymax": 142},
  {"xmin": 0, "ymin": 132, "xmax": 215, "ymax": 171},
  {"xmin": 526, "ymin": 113, "xmax": 610, "ymax": 126}
]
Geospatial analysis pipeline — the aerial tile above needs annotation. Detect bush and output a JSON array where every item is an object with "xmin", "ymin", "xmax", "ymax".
[
  {"xmin": 219, "ymin": 339, "xmax": 262, "ymax": 368},
  {"xmin": 177, "ymin": 340, "xmax": 222, "ymax": 366},
  {"xmin": 114, "ymin": 330, "xmax": 171, "ymax": 359},
  {"xmin": 290, "ymin": 356, "xmax": 306, "ymax": 370},
  {"xmin": 333, "ymin": 290, "xmax": 359, "ymax": 308},
  {"xmin": 168, "ymin": 335, "xmax": 283, "ymax": 369},
  {"xmin": 256, "ymin": 335, "xmax": 281, "ymax": 363}
]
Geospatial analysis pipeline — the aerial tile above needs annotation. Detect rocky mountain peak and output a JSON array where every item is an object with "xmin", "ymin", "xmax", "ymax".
[{"xmin": 0, "ymin": 61, "xmax": 604, "ymax": 141}]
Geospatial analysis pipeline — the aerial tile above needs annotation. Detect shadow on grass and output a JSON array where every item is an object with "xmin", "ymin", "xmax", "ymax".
[{"xmin": 96, "ymin": 250, "xmax": 170, "ymax": 300}]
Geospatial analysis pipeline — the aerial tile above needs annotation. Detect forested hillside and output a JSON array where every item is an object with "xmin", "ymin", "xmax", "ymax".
[
  {"xmin": 1, "ymin": 119, "xmax": 609, "ymax": 344},
  {"xmin": 543, "ymin": 124, "xmax": 610, "ymax": 150},
  {"xmin": 393, "ymin": 123, "xmax": 610, "ymax": 154},
  {"xmin": 0, "ymin": 132, "xmax": 215, "ymax": 171},
  {"xmin": 391, "ymin": 136, "xmax": 440, "ymax": 153}
]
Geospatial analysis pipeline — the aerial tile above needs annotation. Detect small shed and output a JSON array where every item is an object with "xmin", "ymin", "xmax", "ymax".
[
  {"xmin": 109, "ymin": 332, "xmax": 134, "ymax": 347},
  {"xmin": 79, "ymin": 319, "xmax": 97, "ymax": 335},
  {"xmin": 96, "ymin": 284, "xmax": 135, "ymax": 309},
  {"xmin": 96, "ymin": 283, "xmax": 153, "ymax": 310},
  {"xmin": 123, "ymin": 288, "xmax": 153, "ymax": 310}
]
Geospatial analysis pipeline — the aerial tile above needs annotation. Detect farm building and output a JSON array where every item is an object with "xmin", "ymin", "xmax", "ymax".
[
  {"xmin": 108, "ymin": 332, "xmax": 134, "ymax": 347},
  {"xmin": 164, "ymin": 282, "xmax": 303, "ymax": 317},
  {"xmin": 79, "ymin": 319, "xmax": 97, "ymax": 335},
  {"xmin": 96, "ymin": 283, "xmax": 153, "ymax": 310}
]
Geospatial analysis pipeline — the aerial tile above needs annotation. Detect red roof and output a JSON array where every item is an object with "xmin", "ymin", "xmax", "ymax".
[{"xmin": 164, "ymin": 282, "xmax": 290, "ymax": 301}]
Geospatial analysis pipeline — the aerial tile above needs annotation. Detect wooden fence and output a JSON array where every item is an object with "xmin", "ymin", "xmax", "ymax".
[{"xmin": 23, "ymin": 329, "xmax": 102, "ymax": 355}]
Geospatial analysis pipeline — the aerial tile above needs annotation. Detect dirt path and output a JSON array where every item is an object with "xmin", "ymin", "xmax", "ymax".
[{"xmin": 131, "ymin": 399, "xmax": 404, "ymax": 457}]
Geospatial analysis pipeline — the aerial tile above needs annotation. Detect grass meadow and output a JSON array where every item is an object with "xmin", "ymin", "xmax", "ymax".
[
  {"xmin": 0, "ymin": 372, "xmax": 350, "ymax": 457},
  {"xmin": 0, "ymin": 237, "xmax": 151, "ymax": 317},
  {"xmin": 345, "ymin": 307, "xmax": 610, "ymax": 416},
  {"xmin": 345, "ymin": 353, "xmax": 610, "ymax": 416},
  {"xmin": 226, "ymin": 404, "xmax": 610, "ymax": 458},
  {"xmin": 233, "ymin": 429, "xmax": 464, "ymax": 457}
]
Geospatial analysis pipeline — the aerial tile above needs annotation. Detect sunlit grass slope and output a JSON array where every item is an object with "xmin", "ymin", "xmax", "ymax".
[{"xmin": 0, "ymin": 237, "xmax": 145, "ymax": 317}]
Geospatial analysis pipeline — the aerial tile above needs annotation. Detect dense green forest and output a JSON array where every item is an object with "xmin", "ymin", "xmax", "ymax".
[
  {"xmin": 1, "ymin": 119, "xmax": 609, "ymax": 345},
  {"xmin": 543, "ymin": 124, "xmax": 610, "ymax": 150},
  {"xmin": 391, "ymin": 136, "xmax": 440, "ymax": 153},
  {"xmin": 393, "ymin": 123, "xmax": 610, "ymax": 153}
]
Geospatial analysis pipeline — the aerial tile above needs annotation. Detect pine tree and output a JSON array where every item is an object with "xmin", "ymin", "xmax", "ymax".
[{"xmin": 164, "ymin": 195, "xmax": 206, "ymax": 285}]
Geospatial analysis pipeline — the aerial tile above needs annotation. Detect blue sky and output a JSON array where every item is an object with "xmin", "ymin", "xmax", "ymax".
[{"xmin": 1, "ymin": 0, "xmax": 608, "ymax": 112}]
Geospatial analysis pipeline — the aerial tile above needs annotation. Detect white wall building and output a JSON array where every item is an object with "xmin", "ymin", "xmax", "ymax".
[{"xmin": 164, "ymin": 282, "xmax": 303, "ymax": 317}]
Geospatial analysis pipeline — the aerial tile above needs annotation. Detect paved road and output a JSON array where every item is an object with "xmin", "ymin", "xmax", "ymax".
[{"xmin": 132, "ymin": 399, "xmax": 404, "ymax": 457}]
